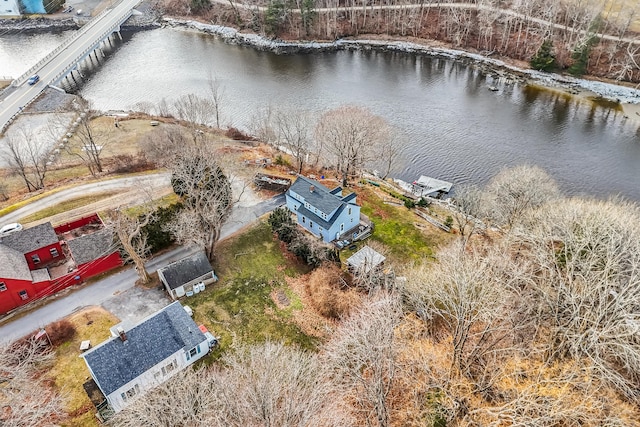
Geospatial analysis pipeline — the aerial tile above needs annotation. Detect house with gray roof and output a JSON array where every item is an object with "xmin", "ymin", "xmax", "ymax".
[
  {"xmin": 285, "ymin": 176, "xmax": 361, "ymax": 243},
  {"xmin": 0, "ymin": 222, "xmax": 63, "ymax": 269},
  {"xmin": 157, "ymin": 251, "xmax": 217, "ymax": 299},
  {"xmin": 0, "ymin": 215, "xmax": 122, "ymax": 316},
  {"xmin": 81, "ymin": 302, "xmax": 212, "ymax": 413}
]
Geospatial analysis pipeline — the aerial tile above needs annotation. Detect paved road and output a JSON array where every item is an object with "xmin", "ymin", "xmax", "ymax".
[
  {"xmin": 0, "ymin": 173, "xmax": 171, "ymax": 226},
  {"xmin": 0, "ymin": 193, "xmax": 285, "ymax": 343},
  {"xmin": 0, "ymin": 0, "xmax": 140, "ymax": 133}
]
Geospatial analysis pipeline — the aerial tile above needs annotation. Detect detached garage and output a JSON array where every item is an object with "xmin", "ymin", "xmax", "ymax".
[{"xmin": 158, "ymin": 251, "xmax": 217, "ymax": 300}]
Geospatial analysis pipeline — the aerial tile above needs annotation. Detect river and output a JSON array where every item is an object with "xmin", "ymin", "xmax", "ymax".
[{"xmin": 1, "ymin": 27, "xmax": 639, "ymax": 200}]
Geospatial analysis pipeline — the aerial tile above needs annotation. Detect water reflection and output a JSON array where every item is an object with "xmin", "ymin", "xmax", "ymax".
[{"xmin": 1, "ymin": 27, "xmax": 639, "ymax": 200}]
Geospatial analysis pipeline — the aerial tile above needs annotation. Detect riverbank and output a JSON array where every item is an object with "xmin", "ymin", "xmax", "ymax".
[{"xmin": 164, "ymin": 18, "xmax": 640, "ymax": 117}]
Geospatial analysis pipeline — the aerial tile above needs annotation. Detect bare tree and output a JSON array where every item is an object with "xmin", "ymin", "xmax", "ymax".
[
  {"xmin": 404, "ymin": 241, "xmax": 529, "ymax": 377},
  {"xmin": 520, "ymin": 197, "xmax": 640, "ymax": 401},
  {"xmin": 376, "ymin": 133, "xmax": 403, "ymax": 180},
  {"xmin": 250, "ymin": 104, "xmax": 277, "ymax": 144},
  {"xmin": 166, "ymin": 145, "xmax": 233, "ymax": 261},
  {"xmin": 274, "ymin": 109, "xmax": 313, "ymax": 174},
  {"xmin": 68, "ymin": 100, "xmax": 112, "ymax": 177},
  {"xmin": 451, "ymin": 184, "xmax": 485, "ymax": 245},
  {"xmin": 485, "ymin": 164, "xmax": 560, "ymax": 229},
  {"xmin": 0, "ymin": 338, "xmax": 66, "ymax": 427},
  {"xmin": 208, "ymin": 73, "xmax": 225, "ymax": 129},
  {"xmin": 104, "ymin": 206, "xmax": 155, "ymax": 285},
  {"xmin": 138, "ymin": 126, "xmax": 188, "ymax": 166},
  {"xmin": 1, "ymin": 124, "xmax": 50, "ymax": 192},
  {"xmin": 315, "ymin": 105, "xmax": 392, "ymax": 187},
  {"xmin": 221, "ymin": 341, "xmax": 352, "ymax": 427},
  {"xmin": 324, "ymin": 295, "xmax": 402, "ymax": 427},
  {"xmin": 172, "ymin": 94, "xmax": 216, "ymax": 143},
  {"xmin": 114, "ymin": 343, "xmax": 353, "ymax": 427}
]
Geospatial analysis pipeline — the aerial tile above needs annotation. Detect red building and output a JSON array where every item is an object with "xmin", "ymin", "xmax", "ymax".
[{"xmin": 0, "ymin": 215, "xmax": 123, "ymax": 315}]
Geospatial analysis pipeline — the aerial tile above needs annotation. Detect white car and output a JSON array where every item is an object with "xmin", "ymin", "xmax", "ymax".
[{"xmin": 0, "ymin": 223, "xmax": 23, "ymax": 236}]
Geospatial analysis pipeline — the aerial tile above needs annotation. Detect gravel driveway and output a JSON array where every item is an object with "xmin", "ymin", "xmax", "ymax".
[{"xmin": 102, "ymin": 285, "xmax": 170, "ymax": 325}]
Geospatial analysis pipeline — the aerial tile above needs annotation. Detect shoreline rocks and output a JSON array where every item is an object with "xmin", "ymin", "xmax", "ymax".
[{"xmin": 164, "ymin": 18, "xmax": 640, "ymax": 105}]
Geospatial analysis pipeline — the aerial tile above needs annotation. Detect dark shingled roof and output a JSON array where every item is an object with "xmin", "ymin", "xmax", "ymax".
[
  {"xmin": 288, "ymin": 176, "xmax": 343, "ymax": 216},
  {"xmin": 158, "ymin": 251, "xmax": 212, "ymax": 290},
  {"xmin": 82, "ymin": 302, "xmax": 205, "ymax": 396},
  {"xmin": 67, "ymin": 229, "xmax": 115, "ymax": 266},
  {"xmin": 0, "ymin": 223, "xmax": 58, "ymax": 254}
]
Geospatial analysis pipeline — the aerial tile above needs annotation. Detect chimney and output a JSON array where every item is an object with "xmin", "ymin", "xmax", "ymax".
[
  {"xmin": 117, "ymin": 326, "xmax": 127, "ymax": 342},
  {"xmin": 309, "ymin": 185, "xmax": 315, "ymax": 193}
]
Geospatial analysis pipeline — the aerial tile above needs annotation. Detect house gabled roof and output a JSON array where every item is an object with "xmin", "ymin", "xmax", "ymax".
[
  {"xmin": 158, "ymin": 251, "xmax": 212, "ymax": 290},
  {"xmin": 67, "ymin": 229, "xmax": 115, "ymax": 266},
  {"xmin": 0, "ymin": 244, "xmax": 32, "ymax": 281},
  {"xmin": 82, "ymin": 302, "xmax": 205, "ymax": 396},
  {"xmin": 0, "ymin": 222, "xmax": 58, "ymax": 254},
  {"xmin": 288, "ymin": 176, "xmax": 344, "ymax": 216}
]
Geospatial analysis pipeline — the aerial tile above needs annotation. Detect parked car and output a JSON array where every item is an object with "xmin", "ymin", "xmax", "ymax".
[
  {"xmin": 27, "ymin": 75, "xmax": 39, "ymax": 85},
  {"xmin": 0, "ymin": 223, "xmax": 23, "ymax": 236}
]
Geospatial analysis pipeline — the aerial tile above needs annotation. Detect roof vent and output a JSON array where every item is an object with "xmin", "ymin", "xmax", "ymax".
[
  {"xmin": 309, "ymin": 185, "xmax": 315, "ymax": 193},
  {"xmin": 117, "ymin": 326, "xmax": 127, "ymax": 342}
]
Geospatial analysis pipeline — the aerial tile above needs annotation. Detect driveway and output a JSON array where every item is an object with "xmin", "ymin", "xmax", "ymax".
[
  {"xmin": 0, "ymin": 193, "xmax": 285, "ymax": 343},
  {"xmin": 0, "ymin": 173, "xmax": 171, "ymax": 225}
]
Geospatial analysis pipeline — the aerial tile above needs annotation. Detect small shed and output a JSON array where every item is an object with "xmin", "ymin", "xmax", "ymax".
[
  {"xmin": 157, "ymin": 251, "xmax": 217, "ymax": 300},
  {"xmin": 346, "ymin": 245, "xmax": 386, "ymax": 274}
]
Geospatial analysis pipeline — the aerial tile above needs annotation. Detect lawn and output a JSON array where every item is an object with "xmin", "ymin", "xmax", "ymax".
[
  {"xmin": 47, "ymin": 307, "xmax": 120, "ymax": 427},
  {"xmin": 187, "ymin": 221, "xmax": 316, "ymax": 360},
  {"xmin": 357, "ymin": 185, "xmax": 453, "ymax": 264}
]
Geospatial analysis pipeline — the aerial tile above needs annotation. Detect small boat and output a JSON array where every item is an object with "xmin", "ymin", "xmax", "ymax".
[{"xmin": 487, "ymin": 85, "xmax": 499, "ymax": 92}]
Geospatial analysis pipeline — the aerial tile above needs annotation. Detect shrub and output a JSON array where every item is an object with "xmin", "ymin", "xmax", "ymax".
[
  {"xmin": 274, "ymin": 154, "xmax": 291, "ymax": 167},
  {"xmin": 417, "ymin": 198, "xmax": 430, "ymax": 208},
  {"xmin": 305, "ymin": 265, "xmax": 358, "ymax": 319},
  {"xmin": 444, "ymin": 215, "xmax": 454, "ymax": 229},
  {"xmin": 111, "ymin": 154, "xmax": 154, "ymax": 174},
  {"xmin": 143, "ymin": 203, "xmax": 183, "ymax": 253},
  {"xmin": 404, "ymin": 199, "xmax": 416, "ymax": 209},
  {"xmin": 269, "ymin": 207, "xmax": 297, "ymax": 244},
  {"xmin": 225, "ymin": 127, "xmax": 253, "ymax": 141},
  {"xmin": 45, "ymin": 320, "xmax": 76, "ymax": 346}
]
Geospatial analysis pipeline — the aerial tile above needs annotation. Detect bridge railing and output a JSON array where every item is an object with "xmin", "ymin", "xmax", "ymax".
[
  {"xmin": 12, "ymin": 0, "xmax": 124, "ymax": 87},
  {"xmin": 48, "ymin": 10, "xmax": 133, "ymax": 87}
]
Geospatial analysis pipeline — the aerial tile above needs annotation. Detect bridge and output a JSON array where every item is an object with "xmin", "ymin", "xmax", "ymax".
[{"xmin": 0, "ymin": 0, "xmax": 140, "ymax": 134}]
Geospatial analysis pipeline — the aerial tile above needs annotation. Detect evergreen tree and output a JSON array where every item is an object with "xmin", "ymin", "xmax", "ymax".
[{"xmin": 530, "ymin": 39, "xmax": 556, "ymax": 72}]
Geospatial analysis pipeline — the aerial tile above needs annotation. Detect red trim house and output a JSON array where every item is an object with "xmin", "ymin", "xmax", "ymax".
[{"xmin": 0, "ymin": 215, "xmax": 123, "ymax": 315}]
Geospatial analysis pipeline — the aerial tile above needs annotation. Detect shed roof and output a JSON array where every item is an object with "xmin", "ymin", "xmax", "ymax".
[
  {"xmin": 346, "ymin": 246, "xmax": 386, "ymax": 273},
  {"xmin": 31, "ymin": 268, "xmax": 51, "ymax": 283},
  {"xmin": 158, "ymin": 251, "xmax": 212, "ymax": 290},
  {"xmin": 82, "ymin": 302, "xmax": 205, "ymax": 396},
  {"xmin": 0, "ymin": 244, "xmax": 32, "ymax": 281},
  {"xmin": 67, "ymin": 229, "xmax": 115, "ymax": 265},
  {"xmin": 288, "ymin": 176, "xmax": 343, "ymax": 216},
  {"xmin": 0, "ymin": 222, "xmax": 58, "ymax": 254}
]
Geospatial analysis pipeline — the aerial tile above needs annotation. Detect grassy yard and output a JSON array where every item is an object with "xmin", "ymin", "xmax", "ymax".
[
  {"xmin": 187, "ymin": 221, "xmax": 316, "ymax": 360},
  {"xmin": 47, "ymin": 308, "xmax": 120, "ymax": 427},
  {"xmin": 357, "ymin": 185, "xmax": 453, "ymax": 264}
]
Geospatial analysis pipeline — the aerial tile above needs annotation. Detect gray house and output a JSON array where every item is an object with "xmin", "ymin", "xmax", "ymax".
[
  {"xmin": 157, "ymin": 251, "xmax": 217, "ymax": 299},
  {"xmin": 81, "ymin": 302, "xmax": 212, "ymax": 413}
]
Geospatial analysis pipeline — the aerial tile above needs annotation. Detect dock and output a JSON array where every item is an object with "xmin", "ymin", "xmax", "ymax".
[
  {"xmin": 393, "ymin": 175, "xmax": 453, "ymax": 198},
  {"xmin": 413, "ymin": 176, "xmax": 453, "ymax": 196}
]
